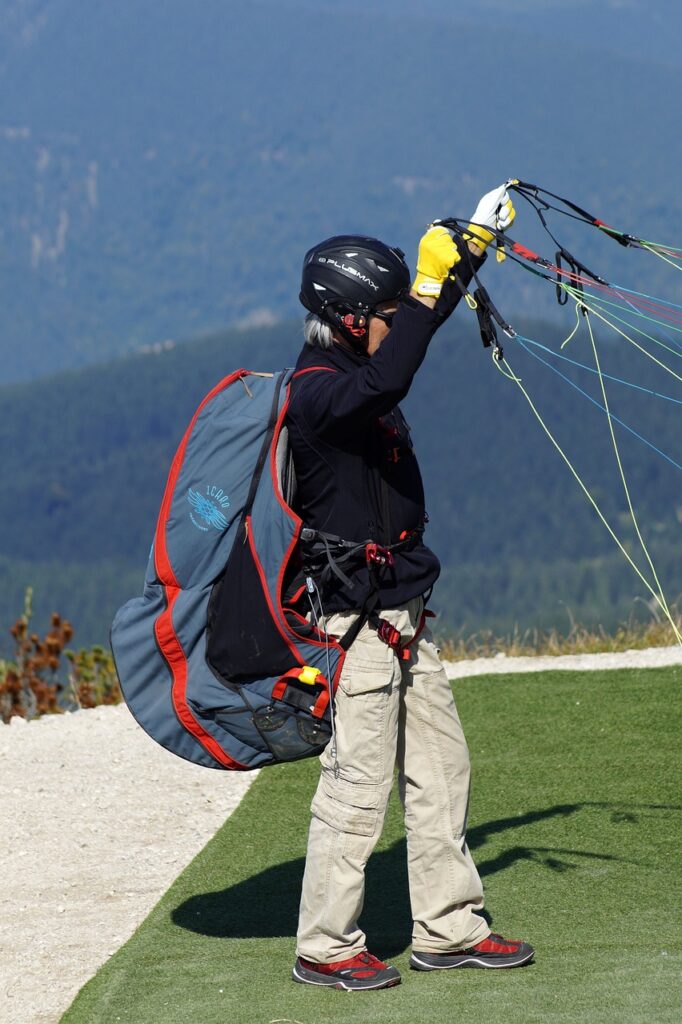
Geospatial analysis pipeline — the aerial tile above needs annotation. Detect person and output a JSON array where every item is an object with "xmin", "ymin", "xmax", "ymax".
[{"xmin": 285, "ymin": 184, "xmax": 534, "ymax": 991}]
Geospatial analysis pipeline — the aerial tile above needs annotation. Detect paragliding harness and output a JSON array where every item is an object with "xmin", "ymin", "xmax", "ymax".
[{"xmin": 111, "ymin": 366, "xmax": 425, "ymax": 772}]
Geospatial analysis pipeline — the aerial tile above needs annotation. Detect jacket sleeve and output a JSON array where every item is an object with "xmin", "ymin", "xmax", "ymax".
[
  {"xmin": 293, "ymin": 297, "xmax": 440, "ymax": 436},
  {"xmin": 434, "ymin": 247, "xmax": 487, "ymax": 323},
  {"xmin": 293, "ymin": 250, "xmax": 487, "ymax": 437}
]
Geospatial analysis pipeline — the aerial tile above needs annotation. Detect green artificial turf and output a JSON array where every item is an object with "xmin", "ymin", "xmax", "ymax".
[{"xmin": 62, "ymin": 667, "xmax": 682, "ymax": 1024}]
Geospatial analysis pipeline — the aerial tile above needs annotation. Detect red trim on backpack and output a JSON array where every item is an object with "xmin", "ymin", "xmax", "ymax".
[
  {"xmin": 154, "ymin": 587, "xmax": 247, "ymax": 769},
  {"xmin": 285, "ymin": 584, "xmax": 307, "ymax": 607},
  {"xmin": 269, "ymin": 390, "xmax": 346, "ymax": 659},
  {"xmin": 311, "ymin": 688, "xmax": 330, "ymax": 718},
  {"xmin": 246, "ymin": 513, "xmax": 306, "ymax": 667},
  {"xmin": 270, "ymin": 392, "xmax": 304, "ymax": 605},
  {"xmin": 152, "ymin": 369, "xmax": 252, "ymax": 769},
  {"xmin": 271, "ymin": 669, "xmax": 331, "ymax": 717},
  {"xmin": 154, "ymin": 368, "xmax": 248, "ymax": 587}
]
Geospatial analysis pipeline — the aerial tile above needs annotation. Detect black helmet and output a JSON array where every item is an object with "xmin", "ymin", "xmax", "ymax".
[{"xmin": 300, "ymin": 234, "xmax": 410, "ymax": 345}]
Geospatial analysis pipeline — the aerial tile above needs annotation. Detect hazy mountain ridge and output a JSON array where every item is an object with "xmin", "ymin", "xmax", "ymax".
[
  {"xmin": 2, "ymin": 312, "xmax": 678, "ymax": 646},
  {"xmin": 0, "ymin": 0, "xmax": 679, "ymax": 381},
  {"xmin": 1, "ymin": 1, "xmax": 678, "ymax": 647}
]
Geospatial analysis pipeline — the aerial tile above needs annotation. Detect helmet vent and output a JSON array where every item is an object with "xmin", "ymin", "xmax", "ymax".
[{"xmin": 299, "ymin": 234, "xmax": 411, "ymax": 328}]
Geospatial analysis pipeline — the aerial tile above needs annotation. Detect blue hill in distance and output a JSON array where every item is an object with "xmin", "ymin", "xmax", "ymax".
[
  {"xmin": 0, "ymin": 0, "xmax": 679, "ymax": 381},
  {"xmin": 1, "ymin": 307, "xmax": 678, "ymax": 648}
]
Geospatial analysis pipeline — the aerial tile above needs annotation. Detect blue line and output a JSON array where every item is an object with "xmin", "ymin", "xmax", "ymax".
[
  {"xmin": 515, "ymin": 334, "xmax": 682, "ymax": 404},
  {"xmin": 583, "ymin": 290, "xmax": 682, "ymax": 338},
  {"xmin": 513, "ymin": 337, "xmax": 682, "ymax": 473},
  {"xmin": 608, "ymin": 286, "xmax": 682, "ymax": 353},
  {"xmin": 568, "ymin": 287, "xmax": 682, "ymax": 354},
  {"xmin": 610, "ymin": 282, "xmax": 682, "ymax": 310}
]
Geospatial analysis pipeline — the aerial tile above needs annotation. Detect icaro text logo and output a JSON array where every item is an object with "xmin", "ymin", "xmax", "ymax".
[{"xmin": 187, "ymin": 485, "xmax": 230, "ymax": 533}]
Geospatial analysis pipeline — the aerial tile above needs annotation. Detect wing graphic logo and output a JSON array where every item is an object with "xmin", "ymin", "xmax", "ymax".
[{"xmin": 187, "ymin": 486, "xmax": 230, "ymax": 533}]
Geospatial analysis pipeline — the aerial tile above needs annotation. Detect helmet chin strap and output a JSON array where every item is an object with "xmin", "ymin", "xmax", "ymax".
[
  {"xmin": 326, "ymin": 304, "xmax": 370, "ymax": 351},
  {"xmin": 340, "ymin": 310, "xmax": 368, "ymax": 338}
]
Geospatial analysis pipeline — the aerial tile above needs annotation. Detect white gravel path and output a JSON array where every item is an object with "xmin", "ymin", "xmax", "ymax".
[
  {"xmin": 0, "ymin": 704, "xmax": 257, "ymax": 1024},
  {"xmin": 441, "ymin": 644, "xmax": 682, "ymax": 677},
  {"xmin": 1, "ymin": 645, "xmax": 679, "ymax": 1024}
]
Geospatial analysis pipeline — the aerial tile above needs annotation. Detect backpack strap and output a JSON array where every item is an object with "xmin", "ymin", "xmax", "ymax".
[
  {"xmin": 241, "ymin": 369, "xmax": 288, "ymax": 518},
  {"xmin": 292, "ymin": 365, "xmax": 339, "ymax": 378}
]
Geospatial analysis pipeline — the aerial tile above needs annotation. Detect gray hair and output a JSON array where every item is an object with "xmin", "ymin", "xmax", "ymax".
[{"xmin": 303, "ymin": 312, "xmax": 335, "ymax": 349}]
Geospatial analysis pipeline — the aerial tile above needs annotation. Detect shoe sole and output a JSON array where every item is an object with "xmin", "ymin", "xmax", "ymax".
[
  {"xmin": 292, "ymin": 964, "xmax": 401, "ymax": 990},
  {"xmin": 410, "ymin": 949, "xmax": 534, "ymax": 970}
]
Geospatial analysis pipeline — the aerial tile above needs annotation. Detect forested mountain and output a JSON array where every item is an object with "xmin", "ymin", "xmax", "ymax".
[
  {"xmin": 0, "ymin": 0, "xmax": 680, "ymax": 381},
  {"xmin": 2, "ymin": 311, "xmax": 679, "ymax": 647},
  {"xmin": 0, "ymin": 0, "xmax": 679, "ymax": 648}
]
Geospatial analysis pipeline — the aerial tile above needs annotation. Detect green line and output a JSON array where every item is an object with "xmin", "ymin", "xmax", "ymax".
[
  {"xmin": 596, "ymin": 223, "xmax": 682, "ymax": 256},
  {"xmin": 568, "ymin": 288, "xmax": 682, "ymax": 352},
  {"xmin": 496, "ymin": 351, "xmax": 682, "ymax": 637},
  {"xmin": 562, "ymin": 285, "xmax": 682, "ymax": 380},
  {"xmin": 640, "ymin": 239, "xmax": 682, "ymax": 260},
  {"xmin": 584, "ymin": 313, "xmax": 681, "ymax": 643}
]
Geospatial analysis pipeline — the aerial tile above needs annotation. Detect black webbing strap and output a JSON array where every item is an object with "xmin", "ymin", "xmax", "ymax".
[
  {"xmin": 298, "ymin": 528, "xmax": 423, "ymax": 652},
  {"xmin": 241, "ymin": 370, "xmax": 287, "ymax": 520},
  {"xmin": 512, "ymin": 180, "xmax": 600, "ymax": 227},
  {"xmin": 337, "ymin": 585, "xmax": 381, "ymax": 652},
  {"xmin": 471, "ymin": 283, "xmax": 513, "ymax": 359},
  {"xmin": 510, "ymin": 181, "xmax": 628, "ymax": 265},
  {"xmin": 299, "ymin": 525, "xmax": 423, "ymax": 593}
]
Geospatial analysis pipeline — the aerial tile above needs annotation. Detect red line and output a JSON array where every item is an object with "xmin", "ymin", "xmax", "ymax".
[
  {"xmin": 545, "ymin": 266, "xmax": 682, "ymax": 327},
  {"xmin": 511, "ymin": 241, "xmax": 540, "ymax": 261},
  {"xmin": 649, "ymin": 247, "xmax": 682, "ymax": 259},
  {"xmin": 587, "ymin": 282, "xmax": 682, "ymax": 326},
  {"xmin": 269, "ymin": 389, "xmax": 348, "ymax": 656},
  {"xmin": 511, "ymin": 243, "xmax": 682, "ymax": 325},
  {"xmin": 151, "ymin": 368, "xmax": 254, "ymax": 769},
  {"xmin": 154, "ymin": 588, "xmax": 248, "ymax": 770}
]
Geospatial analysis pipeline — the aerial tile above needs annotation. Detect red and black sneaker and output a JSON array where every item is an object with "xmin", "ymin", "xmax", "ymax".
[
  {"xmin": 410, "ymin": 932, "xmax": 535, "ymax": 970},
  {"xmin": 292, "ymin": 950, "xmax": 401, "ymax": 990}
]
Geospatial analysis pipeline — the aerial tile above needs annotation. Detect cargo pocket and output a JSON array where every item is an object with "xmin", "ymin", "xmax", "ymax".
[
  {"xmin": 338, "ymin": 637, "xmax": 396, "ymax": 697},
  {"xmin": 311, "ymin": 771, "xmax": 380, "ymax": 837}
]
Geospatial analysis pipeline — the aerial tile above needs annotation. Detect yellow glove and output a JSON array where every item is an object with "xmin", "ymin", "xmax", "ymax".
[
  {"xmin": 464, "ymin": 184, "xmax": 516, "ymax": 252},
  {"xmin": 412, "ymin": 225, "xmax": 461, "ymax": 297}
]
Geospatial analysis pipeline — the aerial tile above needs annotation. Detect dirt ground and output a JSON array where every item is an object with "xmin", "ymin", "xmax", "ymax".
[
  {"xmin": 1, "ymin": 646, "xmax": 680, "ymax": 1024},
  {"xmin": 0, "ymin": 704, "xmax": 257, "ymax": 1024}
]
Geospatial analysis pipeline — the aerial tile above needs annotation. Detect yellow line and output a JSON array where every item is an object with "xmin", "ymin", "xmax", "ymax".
[{"xmin": 495, "ymin": 354, "xmax": 682, "ymax": 648}]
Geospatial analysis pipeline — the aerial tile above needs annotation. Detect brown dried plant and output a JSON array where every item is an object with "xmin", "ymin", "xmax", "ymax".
[
  {"xmin": 439, "ymin": 603, "xmax": 682, "ymax": 661},
  {"xmin": 0, "ymin": 588, "xmax": 121, "ymax": 723},
  {"xmin": 64, "ymin": 644, "xmax": 122, "ymax": 710}
]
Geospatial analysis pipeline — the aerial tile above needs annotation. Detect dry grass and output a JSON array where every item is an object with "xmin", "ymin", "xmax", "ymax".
[
  {"xmin": 0, "ymin": 588, "xmax": 121, "ymax": 723},
  {"xmin": 439, "ymin": 609, "xmax": 682, "ymax": 661}
]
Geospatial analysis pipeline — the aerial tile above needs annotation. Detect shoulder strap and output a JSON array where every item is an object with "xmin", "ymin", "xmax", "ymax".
[
  {"xmin": 292, "ymin": 365, "xmax": 339, "ymax": 378},
  {"xmin": 242, "ymin": 370, "xmax": 288, "ymax": 517}
]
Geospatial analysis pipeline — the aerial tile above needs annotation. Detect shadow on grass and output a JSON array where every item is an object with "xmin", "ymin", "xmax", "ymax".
[{"xmin": 173, "ymin": 800, "xmax": 673, "ymax": 951}]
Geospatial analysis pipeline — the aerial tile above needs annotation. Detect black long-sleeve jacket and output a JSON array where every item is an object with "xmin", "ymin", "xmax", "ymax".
[{"xmin": 286, "ymin": 257, "xmax": 484, "ymax": 612}]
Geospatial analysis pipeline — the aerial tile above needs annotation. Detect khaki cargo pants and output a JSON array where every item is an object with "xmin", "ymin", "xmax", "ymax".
[{"xmin": 297, "ymin": 596, "xmax": 489, "ymax": 963}]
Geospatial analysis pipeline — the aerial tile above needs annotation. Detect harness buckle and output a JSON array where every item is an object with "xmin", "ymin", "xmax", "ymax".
[
  {"xmin": 375, "ymin": 617, "xmax": 412, "ymax": 661},
  {"xmin": 376, "ymin": 618, "xmax": 401, "ymax": 648},
  {"xmin": 365, "ymin": 543, "xmax": 394, "ymax": 567}
]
